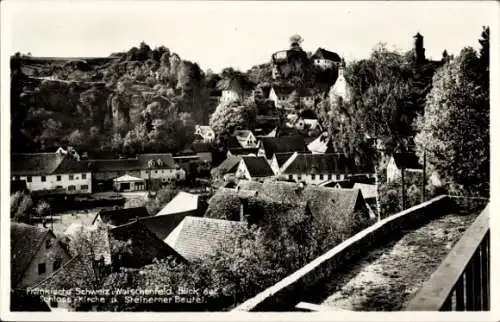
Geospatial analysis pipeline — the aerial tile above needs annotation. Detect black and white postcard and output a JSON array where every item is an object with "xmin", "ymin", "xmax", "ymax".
[{"xmin": 1, "ymin": 1, "xmax": 497, "ymax": 321}]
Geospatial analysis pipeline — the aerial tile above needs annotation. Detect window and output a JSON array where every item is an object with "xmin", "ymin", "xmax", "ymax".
[
  {"xmin": 311, "ymin": 174, "xmax": 316, "ymax": 180},
  {"xmin": 53, "ymin": 258, "xmax": 62, "ymax": 271},
  {"xmin": 38, "ymin": 263, "xmax": 46, "ymax": 275},
  {"xmin": 68, "ymin": 185, "xmax": 76, "ymax": 191},
  {"xmin": 328, "ymin": 174, "xmax": 332, "ymax": 180},
  {"xmin": 176, "ymin": 173, "xmax": 180, "ymax": 180},
  {"xmin": 45, "ymin": 238, "xmax": 52, "ymax": 249},
  {"xmin": 82, "ymin": 173, "xmax": 87, "ymax": 179},
  {"xmin": 56, "ymin": 175, "xmax": 61, "ymax": 181},
  {"xmin": 289, "ymin": 175, "xmax": 293, "ymax": 180},
  {"xmin": 81, "ymin": 185, "xmax": 89, "ymax": 190},
  {"xmin": 69, "ymin": 174, "xmax": 74, "ymax": 180},
  {"xmin": 27, "ymin": 176, "xmax": 32, "ymax": 182},
  {"xmin": 155, "ymin": 170, "xmax": 158, "ymax": 174},
  {"xmin": 319, "ymin": 174, "xmax": 324, "ymax": 180},
  {"xmin": 41, "ymin": 176, "xmax": 46, "ymax": 182},
  {"xmin": 297, "ymin": 175, "xmax": 302, "ymax": 180}
]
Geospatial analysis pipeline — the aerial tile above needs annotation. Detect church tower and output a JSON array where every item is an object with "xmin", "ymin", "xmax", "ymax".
[
  {"xmin": 414, "ymin": 32, "xmax": 426, "ymax": 64},
  {"xmin": 329, "ymin": 59, "xmax": 349, "ymax": 104}
]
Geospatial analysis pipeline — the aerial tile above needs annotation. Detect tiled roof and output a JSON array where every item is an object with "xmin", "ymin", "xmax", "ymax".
[
  {"xmin": 274, "ymin": 152, "xmax": 296, "ymax": 167},
  {"xmin": 165, "ymin": 217, "xmax": 246, "ymax": 262},
  {"xmin": 139, "ymin": 213, "xmax": 192, "ymax": 242},
  {"xmin": 93, "ymin": 207, "xmax": 150, "ymax": 226},
  {"xmin": 353, "ymin": 183, "xmax": 378, "ymax": 200},
  {"xmin": 236, "ymin": 180, "xmax": 367, "ymax": 227},
  {"xmin": 280, "ymin": 152, "xmax": 357, "ymax": 175},
  {"xmin": 137, "ymin": 153, "xmax": 177, "ymax": 169},
  {"xmin": 11, "ymin": 223, "xmax": 52, "ymax": 286},
  {"xmin": 88, "ymin": 158, "xmax": 141, "ymax": 172},
  {"xmin": 271, "ymin": 86, "xmax": 295, "ymax": 96},
  {"xmin": 215, "ymin": 155, "xmax": 242, "ymax": 174},
  {"xmin": 260, "ymin": 136, "xmax": 307, "ymax": 159},
  {"xmin": 110, "ymin": 221, "xmax": 187, "ymax": 267},
  {"xmin": 241, "ymin": 156, "xmax": 275, "ymax": 178},
  {"xmin": 311, "ymin": 48, "xmax": 342, "ymax": 62},
  {"xmin": 156, "ymin": 192, "xmax": 199, "ymax": 216},
  {"xmin": 392, "ymin": 153, "xmax": 422, "ymax": 170},
  {"xmin": 10, "ymin": 153, "xmax": 87, "ymax": 176},
  {"xmin": 307, "ymin": 133, "xmax": 336, "ymax": 154},
  {"xmin": 32, "ymin": 256, "xmax": 95, "ymax": 290}
]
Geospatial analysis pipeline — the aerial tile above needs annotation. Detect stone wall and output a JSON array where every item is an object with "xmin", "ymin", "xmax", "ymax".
[{"xmin": 233, "ymin": 195, "xmax": 454, "ymax": 312}]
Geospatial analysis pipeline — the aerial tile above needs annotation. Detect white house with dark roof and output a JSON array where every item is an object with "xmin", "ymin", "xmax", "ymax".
[
  {"xmin": 233, "ymin": 130, "xmax": 259, "ymax": 149},
  {"xmin": 236, "ymin": 156, "xmax": 275, "ymax": 181},
  {"xmin": 311, "ymin": 48, "xmax": 342, "ymax": 69},
  {"xmin": 279, "ymin": 152, "xmax": 358, "ymax": 185},
  {"xmin": 329, "ymin": 61, "xmax": 350, "ymax": 103},
  {"xmin": 269, "ymin": 86, "xmax": 294, "ymax": 109},
  {"xmin": 194, "ymin": 125, "xmax": 215, "ymax": 143},
  {"xmin": 137, "ymin": 153, "xmax": 186, "ymax": 183},
  {"xmin": 11, "ymin": 223, "xmax": 72, "ymax": 289},
  {"xmin": 386, "ymin": 153, "xmax": 424, "ymax": 183},
  {"xmin": 11, "ymin": 152, "xmax": 92, "ymax": 194}
]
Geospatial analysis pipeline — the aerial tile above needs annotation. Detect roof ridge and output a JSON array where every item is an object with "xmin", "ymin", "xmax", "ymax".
[{"xmin": 280, "ymin": 152, "xmax": 299, "ymax": 174}]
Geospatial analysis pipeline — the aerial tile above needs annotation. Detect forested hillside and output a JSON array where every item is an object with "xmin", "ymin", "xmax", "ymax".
[{"xmin": 11, "ymin": 42, "xmax": 214, "ymax": 155}]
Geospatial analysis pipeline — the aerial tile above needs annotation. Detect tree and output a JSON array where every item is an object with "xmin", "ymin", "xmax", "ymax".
[
  {"xmin": 209, "ymin": 101, "xmax": 257, "ymax": 138},
  {"xmin": 10, "ymin": 191, "xmax": 33, "ymax": 223},
  {"xmin": 144, "ymin": 185, "xmax": 179, "ymax": 215},
  {"xmin": 414, "ymin": 46, "xmax": 489, "ymax": 197}
]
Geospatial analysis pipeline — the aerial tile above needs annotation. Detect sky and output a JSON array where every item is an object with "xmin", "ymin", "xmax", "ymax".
[{"xmin": 3, "ymin": 1, "xmax": 497, "ymax": 73}]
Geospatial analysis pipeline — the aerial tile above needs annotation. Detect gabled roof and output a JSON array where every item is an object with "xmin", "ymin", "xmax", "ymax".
[
  {"xmin": 260, "ymin": 135, "xmax": 307, "ymax": 159},
  {"xmin": 311, "ymin": 48, "xmax": 342, "ymax": 62},
  {"xmin": 280, "ymin": 152, "xmax": 357, "ymax": 175},
  {"xmin": 137, "ymin": 153, "xmax": 177, "ymax": 169},
  {"xmin": 92, "ymin": 206, "xmax": 150, "ymax": 226},
  {"xmin": 195, "ymin": 125, "xmax": 215, "ymax": 137},
  {"xmin": 156, "ymin": 192, "xmax": 199, "ymax": 216},
  {"xmin": 165, "ymin": 217, "xmax": 246, "ymax": 262},
  {"xmin": 274, "ymin": 152, "xmax": 296, "ymax": 167},
  {"xmin": 234, "ymin": 130, "xmax": 257, "ymax": 148},
  {"xmin": 236, "ymin": 180, "xmax": 368, "ymax": 227},
  {"xmin": 88, "ymin": 158, "xmax": 141, "ymax": 172},
  {"xmin": 392, "ymin": 153, "xmax": 422, "ymax": 170},
  {"xmin": 11, "ymin": 153, "xmax": 89, "ymax": 176},
  {"xmin": 11, "ymin": 153, "xmax": 63, "ymax": 176},
  {"xmin": 11, "ymin": 223, "xmax": 54, "ymax": 286},
  {"xmin": 32, "ymin": 255, "xmax": 95, "ymax": 290},
  {"xmin": 138, "ymin": 213, "xmax": 191, "ymax": 242},
  {"xmin": 307, "ymin": 133, "xmax": 336, "ymax": 154},
  {"xmin": 240, "ymin": 156, "xmax": 275, "ymax": 178},
  {"xmin": 113, "ymin": 174, "xmax": 144, "ymax": 182},
  {"xmin": 110, "ymin": 221, "xmax": 187, "ymax": 266},
  {"xmin": 215, "ymin": 155, "xmax": 242, "ymax": 174},
  {"xmin": 271, "ymin": 86, "xmax": 295, "ymax": 96},
  {"xmin": 353, "ymin": 183, "xmax": 378, "ymax": 200}
]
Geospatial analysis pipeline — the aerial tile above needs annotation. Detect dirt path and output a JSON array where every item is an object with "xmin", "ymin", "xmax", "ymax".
[{"xmin": 318, "ymin": 212, "xmax": 478, "ymax": 311}]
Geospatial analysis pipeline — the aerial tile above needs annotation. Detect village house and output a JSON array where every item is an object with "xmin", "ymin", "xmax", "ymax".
[
  {"xmin": 212, "ymin": 155, "xmax": 243, "ymax": 180},
  {"xmin": 89, "ymin": 153, "xmax": 185, "ymax": 191},
  {"xmin": 386, "ymin": 152, "xmax": 423, "ymax": 183},
  {"xmin": 307, "ymin": 132, "xmax": 337, "ymax": 154},
  {"xmin": 233, "ymin": 130, "xmax": 259, "ymax": 149},
  {"xmin": 11, "ymin": 152, "xmax": 93, "ymax": 194},
  {"xmin": 236, "ymin": 156, "xmax": 275, "ymax": 181},
  {"xmin": 257, "ymin": 135, "xmax": 308, "ymax": 161},
  {"xmin": 194, "ymin": 125, "xmax": 215, "ymax": 143},
  {"xmin": 11, "ymin": 223, "xmax": 72, "ymax": 289},
  {"xmin": 310, "ymin": 48, "xmax": 342, "ymax": 69},
  {"xmin": 269, "ymin": 86, "xmax": 294, "ymax": 109},
  {"xmin": 278, "ymin": 152, "xmax": 359, "ymax": 185},
  {"xmin": 113, "ymin": 174, "xmax": 145, "ymax": 192}
]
